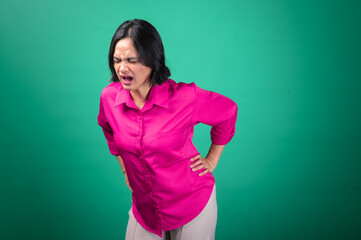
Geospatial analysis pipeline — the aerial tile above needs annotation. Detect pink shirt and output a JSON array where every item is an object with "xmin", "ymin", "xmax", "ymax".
[{"xmin": 97, "ymin": 79, "xmax": 237, "ymax": 237}]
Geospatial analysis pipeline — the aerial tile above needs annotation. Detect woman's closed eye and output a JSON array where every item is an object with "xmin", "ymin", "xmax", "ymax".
[{"xmin": 113, "ymin": 57, "xmax": 140, "ymax": 64}]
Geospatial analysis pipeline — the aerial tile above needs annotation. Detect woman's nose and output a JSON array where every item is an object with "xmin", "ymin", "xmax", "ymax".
[{"xmin": 120, "ymin": 61, "xmax": 129, "ymax": 72}]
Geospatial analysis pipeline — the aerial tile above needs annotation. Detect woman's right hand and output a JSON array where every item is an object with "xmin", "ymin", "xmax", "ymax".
[
  {"xmin": 115, "ymin": 155, "xmax": 133, "ymax": 193},
  {"xmin": 124, "ymin": 171, "xmax": 133, "ymax": 192}
]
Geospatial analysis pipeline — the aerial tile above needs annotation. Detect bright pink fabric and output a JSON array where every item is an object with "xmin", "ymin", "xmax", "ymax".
[{"xmin": 97, "ymin": 79, "xmax": 237, "ymax": 237}]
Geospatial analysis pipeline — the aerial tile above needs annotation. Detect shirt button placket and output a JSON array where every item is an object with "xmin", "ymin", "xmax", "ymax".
[
  {"xmin": 137, "ymin": 111, "xmax": 143, "ymax": 142},
  {"xmin": 137, "ymin": 111, "xmax": 155, "ymax": 212}
]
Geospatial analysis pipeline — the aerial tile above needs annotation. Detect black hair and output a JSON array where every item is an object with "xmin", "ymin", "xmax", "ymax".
[{"xmin": 108, "ymin": 19, "xmax": 171, "ymax": 85}]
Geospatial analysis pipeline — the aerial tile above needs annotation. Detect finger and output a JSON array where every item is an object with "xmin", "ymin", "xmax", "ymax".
[
  {"xmin": 199, "ymin": 169, "xmax": 209, "ymax": 176},
  {"xmin": 190, "ymin": 154, "xmax": 201, "ymax": 162},
  {"xmin": 127, "ymin": 183, "xmax": 133, "ymax": 192},
  {"xmin": 125, "ymin": 178, "xmax": 133, "ymax": 192},
  {"xmin": 190, "ymin": 159, "xmax": 203, "ymax": 169},
  {"xmin": 191, "ymin": 163, "xmax": 207, "ymax": 172}
]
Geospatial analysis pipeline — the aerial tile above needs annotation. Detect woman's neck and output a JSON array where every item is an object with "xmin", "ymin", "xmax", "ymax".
[{"xmin": 130, "ymin": 84, "xmax": 152, "ymax": 110}]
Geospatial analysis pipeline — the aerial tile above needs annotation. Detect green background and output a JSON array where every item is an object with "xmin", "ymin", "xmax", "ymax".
[{"xmin": 1, "ymin": 0, "xmax": 360, "ymax": 239}]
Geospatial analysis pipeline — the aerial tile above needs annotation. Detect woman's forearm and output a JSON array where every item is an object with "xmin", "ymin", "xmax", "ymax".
[
  {"xmin": 115, "ymin": 155, "xmax": 126, "ymax": 173},
  {"xmin": 206, "ymin": 143, "xmax": 225, "ymax": 168}
]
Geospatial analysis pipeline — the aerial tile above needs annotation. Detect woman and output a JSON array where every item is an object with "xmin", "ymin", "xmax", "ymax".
[{"xmin": 98, "ymin": 19, "xmax": 237, "ymax": 240}]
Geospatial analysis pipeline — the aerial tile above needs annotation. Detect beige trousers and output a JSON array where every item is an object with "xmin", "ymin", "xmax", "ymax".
[{"xmin": 125, "ymin": 185, "xmax": 217, "ymax": 240}]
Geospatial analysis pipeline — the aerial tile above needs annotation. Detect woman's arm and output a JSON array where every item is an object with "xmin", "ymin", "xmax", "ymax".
[
  {"xmin": 115, "ymin": 155, "xmax": 133, "ymax": 192},
  {"xmin": 189, "ymin": 84, "xmax": 237, "ymax": 176},
  {"xmin": 190, "ymin": 143, "xmax": 225, "ymax": 176}
]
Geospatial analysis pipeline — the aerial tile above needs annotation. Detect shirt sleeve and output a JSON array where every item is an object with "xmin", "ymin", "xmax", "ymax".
[
  {"xmin": 192, "ymin": 84, "xmax": 238, "ymax": 145},
  {"xmin": 97, "ymin": 95, "xmax": 119, "ymax": 156}
]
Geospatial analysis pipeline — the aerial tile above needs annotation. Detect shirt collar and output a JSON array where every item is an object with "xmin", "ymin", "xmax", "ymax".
[
  {"xmin": 151, "ymin": 80, "xmax": 169, "ymax": 109},
  {"xmin": 114, "ymin": 80, "xmax": 169, "ymax": 109}
]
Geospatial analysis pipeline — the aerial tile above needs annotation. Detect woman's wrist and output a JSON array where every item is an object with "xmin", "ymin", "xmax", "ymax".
[{"xmin": 206, "ymin": 143, "xmax": 225, "ymax": 163}]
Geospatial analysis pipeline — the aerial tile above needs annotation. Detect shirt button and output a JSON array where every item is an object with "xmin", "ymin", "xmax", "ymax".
[
  {"xmin": 137, "ymin": 115, "xmax": 142, "ymax": 120},
  {"xmin": 136, "ymin": 137, "xmax": 140, "ymax": 141}
]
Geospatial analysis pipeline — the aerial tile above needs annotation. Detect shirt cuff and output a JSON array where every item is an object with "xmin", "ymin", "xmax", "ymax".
[{"xmin": 210, "ymin": 127, "xmax": 236, "ymax": 145}]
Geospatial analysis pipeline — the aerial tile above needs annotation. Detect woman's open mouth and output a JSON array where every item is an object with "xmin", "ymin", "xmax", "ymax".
[{"xmin": 121, "ymin": 76, "xmax": 133, "ymax": 85}]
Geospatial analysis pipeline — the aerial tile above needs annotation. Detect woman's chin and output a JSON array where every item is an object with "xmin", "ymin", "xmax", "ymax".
[{"xmin": 121, "ymin": 80, "xmax": 134, "ymax": 90}]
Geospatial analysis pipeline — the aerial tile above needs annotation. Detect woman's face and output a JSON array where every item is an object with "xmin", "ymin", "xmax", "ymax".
[{"xmin": 113, "ymin": 37, "xmax": 152, "ymax": 94}]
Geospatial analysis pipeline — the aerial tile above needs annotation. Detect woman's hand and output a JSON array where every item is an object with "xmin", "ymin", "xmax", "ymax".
[
  {"xmin": 190, "ymin": 154, "xmax": 217, "ymax": 176},
  {"xmin": 115, "ymin": 155, "xmax": 133, "ymax": 192},
  {"xmin": 124, "ymin": 172, "xmax": 133, "ymax": 192},
  {"xmin": 189, "ymin": 144, "xmax": 225, "ymax": 176}
]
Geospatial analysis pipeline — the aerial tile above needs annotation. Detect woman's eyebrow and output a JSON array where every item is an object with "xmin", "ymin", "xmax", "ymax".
[{"xmin": 113, "ymin": 56, "xmax": 138, "ymax": 59}]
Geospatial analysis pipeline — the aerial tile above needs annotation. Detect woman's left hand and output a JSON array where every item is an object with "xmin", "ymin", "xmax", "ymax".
[{"xmin": 190, "ymin": 154, "xmax": 217, "ymax": 176}]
